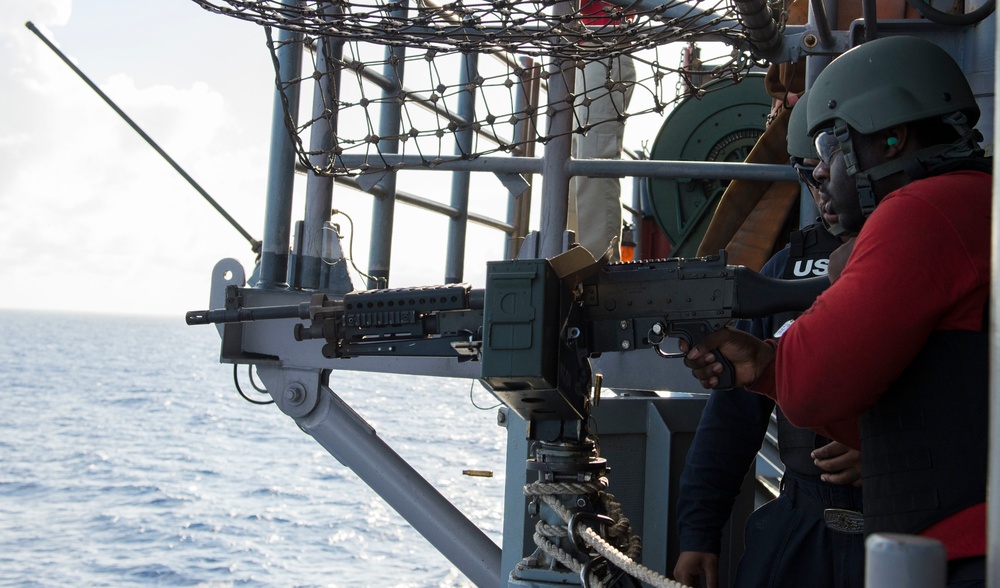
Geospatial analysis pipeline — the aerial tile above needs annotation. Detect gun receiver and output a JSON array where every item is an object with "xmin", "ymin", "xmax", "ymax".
[
  {"xmin": 188, "ymin": 252, "xmax": 827, "ymax": 420},
  {"xmin": 299, "ymin": 284, "xmax": 485, "ymax": 360},
  {"xmin": 577, "ymin": 254, "xmax": 828, "ymax": 388}
]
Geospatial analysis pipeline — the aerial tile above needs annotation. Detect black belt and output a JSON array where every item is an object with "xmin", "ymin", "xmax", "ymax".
[{"xmin": 781, "ymin": 473, "xmax": 864, "ymax": 535}]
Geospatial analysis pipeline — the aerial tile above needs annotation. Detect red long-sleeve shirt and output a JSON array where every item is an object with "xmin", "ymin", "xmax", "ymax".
[{"xmin": 751, "ymin": 169, "xmax": 992, "ymax": 559}]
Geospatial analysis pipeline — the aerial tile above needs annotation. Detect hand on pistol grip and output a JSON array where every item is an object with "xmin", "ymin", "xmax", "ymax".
[
  {"xmin": 670, "ymin": 322, "xmax": 737, "ymax": 390},
  {"xmin": 708, "ymin": 351, "xmax": 736, "ymax": 389}
]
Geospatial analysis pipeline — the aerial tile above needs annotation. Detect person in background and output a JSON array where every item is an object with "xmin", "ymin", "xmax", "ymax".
[
  {"xmin": 682, "ymin": 36, "xmax": 990, "ymax": 588},
  {"xmin": 673, "ymin": 93, "xmax": 863, "ymax": 588},
  {"xmin": 567, "ymin": 0, "xmax": 635, "ymax": 262},
  {"xmin": 696, "ymin": 0, "xmax": 923, "ymax": 270}
]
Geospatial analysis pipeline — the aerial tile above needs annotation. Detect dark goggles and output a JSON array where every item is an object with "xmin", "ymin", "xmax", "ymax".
[
  {"xmin": 814, "ymin": 131, "xmax": 843, "ymax": 165},
  {"xmin": 791, "ymin": 158, "xmax": 820, "ymax": 189}
]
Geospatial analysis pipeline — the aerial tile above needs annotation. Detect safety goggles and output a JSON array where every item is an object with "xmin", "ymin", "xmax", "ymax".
[
  {"xmin": 790, "ymin": 158, "xmax": 820, "ymax": 189},
  {"xmin": 814, "ymin": 131, "xmax": 843, "ymax": 166}
]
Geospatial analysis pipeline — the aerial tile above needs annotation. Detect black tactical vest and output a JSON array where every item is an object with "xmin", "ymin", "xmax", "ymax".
[
  {"xmin": 860, "ymin": 327, "xmax": 988, "ymax": 535},
  {"xmin": 859, "ymin": 159, "xmax": 991, "ymax": 535},
  {"xmin": 774, "ymin": 222, "xmax": 843, "ymax": 476}
]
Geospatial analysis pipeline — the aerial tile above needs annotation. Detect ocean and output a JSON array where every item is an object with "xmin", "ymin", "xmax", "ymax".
[{"xmin": 0, "ymin": 310, "xmax": 506, "ymax": 587}]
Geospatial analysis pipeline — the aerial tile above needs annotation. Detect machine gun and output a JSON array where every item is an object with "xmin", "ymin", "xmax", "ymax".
[{"xmin": 187, "ymin": 250, "xmax": 827, "ymax": 423}]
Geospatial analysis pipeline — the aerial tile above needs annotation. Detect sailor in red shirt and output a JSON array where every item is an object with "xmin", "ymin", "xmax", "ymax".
[{"xmin": 682, "ymin": 36, "xmax": 991, "ymax": 587}]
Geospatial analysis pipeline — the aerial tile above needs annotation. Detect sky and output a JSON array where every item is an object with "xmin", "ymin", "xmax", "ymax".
[
  {"xmin": 0, "ymin": 0, "xmax": 691, "ymax": 317},
  {"xmin": 2, "ymin": 0, "xmax": 284, "ymax": 316}
]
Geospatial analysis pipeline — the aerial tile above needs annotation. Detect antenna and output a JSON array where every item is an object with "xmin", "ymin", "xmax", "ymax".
[{"xmin": 25, "ymin": 21, "xmax": 262, "ymax": 256}]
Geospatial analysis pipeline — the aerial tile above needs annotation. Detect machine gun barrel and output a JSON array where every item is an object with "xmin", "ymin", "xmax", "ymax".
[{"xmin": 185, "ymin": 302, "xmax": 312, "ymax": 325}]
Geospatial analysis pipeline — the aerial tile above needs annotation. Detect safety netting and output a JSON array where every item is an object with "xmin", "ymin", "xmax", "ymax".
[{"xmin": 191, "ymin": 0, "xmax": 785, "ymax": 175}]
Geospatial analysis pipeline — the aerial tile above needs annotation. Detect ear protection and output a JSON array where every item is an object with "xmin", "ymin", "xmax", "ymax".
[{"xmin": 887, "ymin": 137, "xmax": 899, "ymax": 146}]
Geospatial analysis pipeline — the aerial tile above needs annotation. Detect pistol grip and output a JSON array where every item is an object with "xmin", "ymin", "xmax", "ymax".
[
  {"xmin": 708, "ymin": 351, "xmax": 736, "ymax": 390},
  {"xmin": 669, "ymin": 321, "xmax": 737, "ymax": 391}
]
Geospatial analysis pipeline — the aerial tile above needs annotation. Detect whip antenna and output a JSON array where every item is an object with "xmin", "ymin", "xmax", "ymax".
[{"xmin": 25, "ymin": 21, "xmax": 261, "ymax": 255}]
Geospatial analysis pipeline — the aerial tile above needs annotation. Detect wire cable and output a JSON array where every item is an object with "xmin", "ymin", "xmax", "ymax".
[
  {"xmin": 469, "ymin": 379, "xmax": 502, "ymax": 410},
  {"xmin": 332, "ymin": 208, "xmax": 387, "ymax": 288},
  {"xmin": 233, "ymin": 364, "xmax": 274, "ymax": 405}
]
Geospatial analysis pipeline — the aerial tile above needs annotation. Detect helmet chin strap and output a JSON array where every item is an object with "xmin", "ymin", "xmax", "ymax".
[
  {"xmin": 824, "ymin": 220, "xmax": 852, "ymax": 238},
  {"xmin": 811, "ymin": 195, "xmax": 852, "ymax": 238},
  {"xmin": 830, "ymin": 121, "xmax": 879, "ymax": 220},
  {"xmin": 833, "ymin": 114, "xmax": 983, "ymax": 220}
]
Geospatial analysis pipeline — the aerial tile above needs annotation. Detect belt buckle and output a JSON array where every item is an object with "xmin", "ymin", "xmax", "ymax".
[{"xmin": 823, "ymin": 508, "xmax": 864, "ymax": 534}]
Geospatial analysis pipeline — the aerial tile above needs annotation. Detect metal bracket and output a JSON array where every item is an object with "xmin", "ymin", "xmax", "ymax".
[
  {"xmin": 210, "ymin": 258, "xmax": 246, "ymax": 337},
  {"xmin": 254, "ymin": 365, "xmax": 323, "ymax": 419}
]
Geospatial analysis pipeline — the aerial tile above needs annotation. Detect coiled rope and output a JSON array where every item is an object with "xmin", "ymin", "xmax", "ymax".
[{"xmin": 521, "ymin": 478, "xmax": 692, "ymax": 588}]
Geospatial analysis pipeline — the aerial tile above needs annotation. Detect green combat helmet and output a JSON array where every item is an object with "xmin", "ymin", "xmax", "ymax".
[
  {"xmin": 786, "ymin": 94, "xmax": 819, "ymax": 161},
  {"xmin": 804, "ymin": 36, "xmax": 982, "ymax": 221},
  {"xmin": 786, "ymin": 92, "xmax": 845, "ymax": 234},
  {"xmin": 806, "ymin": 35, "xmax": 979, "ymax": 137}
]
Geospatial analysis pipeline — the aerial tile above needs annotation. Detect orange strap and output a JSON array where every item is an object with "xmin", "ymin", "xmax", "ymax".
[{"xmin": 696, "ymin": 108, "xmax": 799, "ymax": 270}]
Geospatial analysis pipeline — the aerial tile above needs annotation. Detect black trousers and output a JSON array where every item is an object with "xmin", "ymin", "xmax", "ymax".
[
  {"xmin": 947, "ymin": 556, "xmax": 985, "ymax": 588},
  {"xmin": 734, "ymin": 470, "xmax": 865, "ymax": 588}
]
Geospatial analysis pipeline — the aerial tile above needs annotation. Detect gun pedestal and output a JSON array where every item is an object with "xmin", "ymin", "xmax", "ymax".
[{"xmin": 513, "ymin": 439, "xmax": 623, "ymax": 585}]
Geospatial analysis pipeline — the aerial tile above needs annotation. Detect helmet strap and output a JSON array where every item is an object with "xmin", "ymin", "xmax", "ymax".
[
  {"xmin": 830, "ymin": 121, "xmax": 879, "ymax": 219},
  {"xmin": 825, "ymin": 221, "xmax": 853, "ymax": 238},
  {"xmin": 835, "ymin": 113, "xmax": 985, "ymax": 220}
]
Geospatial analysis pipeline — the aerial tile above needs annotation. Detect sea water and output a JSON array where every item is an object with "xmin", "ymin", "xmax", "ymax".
[{"xmin": 0, "ymin": 310, "xmax": 506, "ymax": 587}]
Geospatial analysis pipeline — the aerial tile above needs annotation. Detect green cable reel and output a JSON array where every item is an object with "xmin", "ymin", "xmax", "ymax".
[{"xmin": 646, "ymin": 73, "xmax": 770, "ymax": 257}]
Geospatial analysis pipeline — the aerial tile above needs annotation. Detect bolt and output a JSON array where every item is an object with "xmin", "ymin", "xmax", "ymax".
[
  {"xmin": 283, "ymin": 383, "xmax": 306, "ymax": 406},
  {"xmin": 620, "ymin": 340, "xmax": 631, "ymax": 350},
  {"xmin": 497, "ymin": 409, "xmax": 507, "ymax": 426},
  {"xmin": 651, "ymin": 323, "xmax": 664, "ymax": 336},
  {"xmin": 803, "ymin": 33, "xmax": 818, "ymax": 48}
]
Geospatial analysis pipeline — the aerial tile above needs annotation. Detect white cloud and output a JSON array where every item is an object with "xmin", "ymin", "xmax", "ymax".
[
  {"xmin": 0, "ymin": 0, "xmax": 534, "ymax": 316},
  {"xmin": 0, "ymin": 1, "xmax": 272, "ymax": 316},
  {"xmin": 0, "ymin": 0, "xmax": 70, "ymax": 30}
]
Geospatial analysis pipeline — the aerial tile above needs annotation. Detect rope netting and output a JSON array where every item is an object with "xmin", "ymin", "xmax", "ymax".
[
  {"xmin": 192, "ymin": 0, "xmax": 753, "ymax": 57},
  {"xmin": 191, "ymin": 0, "xmax": 786, "ymax": 175}
]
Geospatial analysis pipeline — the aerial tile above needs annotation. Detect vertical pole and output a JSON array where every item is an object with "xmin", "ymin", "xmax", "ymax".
[
  {"xmin": 865, "ymin": 534, "xmax": 946, "ymax": 588},
  {"xmin": 444, "ymin": 52, "xmax": 479, "ymax": 283},
  {"xmin": 301, "ymin": 26, "xmax": 344, "ymax": 290},
  {"xmin": 801, "ymin": 0, "xmax": 837, "ymax": 229},
  {"xmin": 505, "ymin": 58, "xmax": 539, "ymax": 260},
  {"xmin": 537, "ymin": 2, "xmax": 577, "ymax": 259},
  {"xmin": 989, "ymin": 1, "xmax": 1000, "ymax": 583},
  {"xmin": 804, "ymin": 0, "xmax": 838, "ymax": 90},
  {"xmin": 259, "ymin": 19, "xmax": 304, "ymax": 289},
  {"xmin": 367, "ymin": 1, "xmax": 408, "ymax": 289},
  {"xmin": 631, "ymin": 173, "xmax": 643, "ymax": 259}
]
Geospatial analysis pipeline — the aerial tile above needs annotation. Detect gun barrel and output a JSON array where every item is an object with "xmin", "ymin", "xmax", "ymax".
[{"xmin": 185, "ymin": 303, "xmax": 311, "ymax": 325}]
